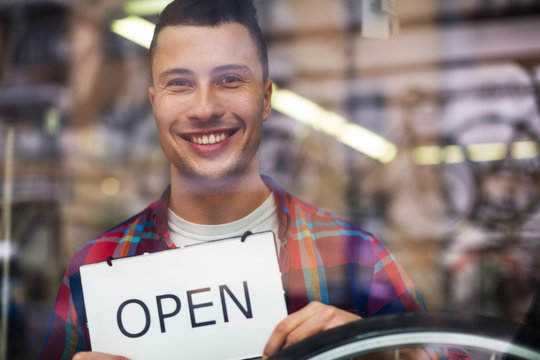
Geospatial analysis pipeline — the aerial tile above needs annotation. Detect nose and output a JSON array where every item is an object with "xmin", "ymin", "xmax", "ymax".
[{"xmin": 185, "ymin": 85, "xmax": 225, "ymax": 122}]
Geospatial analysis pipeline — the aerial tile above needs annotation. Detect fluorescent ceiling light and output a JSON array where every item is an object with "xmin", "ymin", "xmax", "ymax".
[
  {"xmin": 512, "ymin": 140, "xmax": 539, "ymax": 159},
  {"xmin": 412, "ymin": 141, "xmax": 538, "ymax": 165},
  {"xmin": 467, "ymin": 142, "xmax": 507, "ymax": 162},
  {"xmin": 124, "ymin": 0, "xmax": 171, "ymax": 16},
  {"xmin": 412, "ymin": 145, "xmax": 466, "ymax": 165},
  {"xmin": 445, "ymin": 145, "xmax": 466, "ymax": 164},
  {"xmin": 411, "ymin": 145, "xmax": 443, "ymax": 166},
  {"xmin": 111, "ymin": 16, "xmax": 155, "ymax": 48},
  {"xmin": 271, "ymin": 86, "xmax": 397, "ymax": 163}
]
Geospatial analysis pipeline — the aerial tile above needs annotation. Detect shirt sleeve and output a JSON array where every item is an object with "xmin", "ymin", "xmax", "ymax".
[
  {"xmin": 365, "ymin": 236, "xmax": 425, "ymax": 315},
  {"xmin": 40, "ymin": 269, "xmax": 85, "ymax": 360},
  {"xmin": 366, "ymin": 238, "xmax": 471, "ymax": 360}
]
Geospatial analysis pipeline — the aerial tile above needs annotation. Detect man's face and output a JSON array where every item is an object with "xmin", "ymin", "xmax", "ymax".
[{"xmin": 149, "ymin": 23, "xmax": 272, "ymax": 184}]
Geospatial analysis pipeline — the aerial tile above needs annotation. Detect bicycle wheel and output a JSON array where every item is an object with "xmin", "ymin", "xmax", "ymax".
[{"xmin": 269, "ymin": 312, "xmax": 540, "ymax": 360}]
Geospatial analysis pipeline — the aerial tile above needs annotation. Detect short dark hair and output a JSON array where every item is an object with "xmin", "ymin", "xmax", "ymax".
[{"xmin": 149, "ymin": 0, "xmax": 268, "ymax": 81}]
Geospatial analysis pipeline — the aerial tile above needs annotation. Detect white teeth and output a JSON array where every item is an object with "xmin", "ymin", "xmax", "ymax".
[{"xmin": 191, "ymin": 133, "xmax": 228, "ymax": 145}]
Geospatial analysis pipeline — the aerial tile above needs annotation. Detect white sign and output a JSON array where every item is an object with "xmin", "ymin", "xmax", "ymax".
[{"xmin": 80, "ymin": 231, "xmax": 287, "ymax": 360}]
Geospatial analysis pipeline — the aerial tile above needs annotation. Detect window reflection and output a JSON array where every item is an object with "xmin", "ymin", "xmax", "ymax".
[{"xmin": 1, "ymin": 1, "xmax": 540, "ymax": 359}]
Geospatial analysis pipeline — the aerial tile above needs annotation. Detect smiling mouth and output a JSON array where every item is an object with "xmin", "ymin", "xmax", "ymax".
[{"xmin": 187, "ymin": 130, "xmax": 237, "ymax": 145}]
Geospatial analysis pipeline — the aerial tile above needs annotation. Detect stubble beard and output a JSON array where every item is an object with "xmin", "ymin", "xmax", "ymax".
[
  {"xmin": 166, "ymin": 115, "xmax": 265, "ymax": 195},
  {"xmin": 171, "ymin": 142, "xmax": 261, "ymax": 196}
]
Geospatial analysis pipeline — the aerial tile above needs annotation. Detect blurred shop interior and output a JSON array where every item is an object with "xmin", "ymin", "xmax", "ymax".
[{"xmin": 1, "ymin": 0, "xmax": 540, "ymax": 358}]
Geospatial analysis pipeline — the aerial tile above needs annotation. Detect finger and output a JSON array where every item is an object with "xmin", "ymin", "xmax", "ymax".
[
  {"xmin": 282, "ymin": 304, "xmax": 360, "ymax": 348},
  {"xmin": 322, "ymin": 307, "xmax": 362, "ymax": 331},
  {"xmin": 263, "ymin": 301, "xmax": 326, "ymax": 358},
  {"xmin": 278, "ymin": 305, "xmax": 362, "ymax": 351},
  {"xmin": 282, "ymin": 304, "xmax": 337, "ymax": 348},
  {"xmin": 73, "ymin": 351, "xmax": 130, "ymax": 360}
]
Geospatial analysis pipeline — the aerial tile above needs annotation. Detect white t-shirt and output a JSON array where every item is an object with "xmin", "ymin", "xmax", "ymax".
[{"xmin": 168, "ymin": 192, "xmax": 280, "ymax": 252}]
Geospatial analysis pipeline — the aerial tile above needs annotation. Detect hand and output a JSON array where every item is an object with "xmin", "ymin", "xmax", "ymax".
[
  {"xmin": 73, "ymin": 352, "xmax": 129, "ymax": 360},
  {"xmin": 262, "ymin": 301, "xmax": 361, "ymax": 359}
]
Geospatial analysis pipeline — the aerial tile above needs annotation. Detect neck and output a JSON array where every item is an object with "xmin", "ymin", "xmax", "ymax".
[{"xmin": 168, "ymin": 170, "xmax": 270, "ymax": 225}]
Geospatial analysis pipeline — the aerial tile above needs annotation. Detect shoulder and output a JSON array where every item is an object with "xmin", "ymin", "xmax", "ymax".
[
  {"xmin": 66, "ymin": 200, "xmax": 161, "ymax": 275},
  {"xmin": 286, "ymin": 192, "xmax": 377, "ymax": 243},
  {"xmin": 282, "ymin": 191, "xmax": 389, "ymax": 269},
  {"xmin": 264, "ymin": 175, "xmax": 377, "ymax": 244}
]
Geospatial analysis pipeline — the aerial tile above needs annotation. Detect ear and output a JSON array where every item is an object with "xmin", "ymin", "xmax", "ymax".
[{"xmin": 262, "ymin": 79, "xmax": 273, "ymax": 121}]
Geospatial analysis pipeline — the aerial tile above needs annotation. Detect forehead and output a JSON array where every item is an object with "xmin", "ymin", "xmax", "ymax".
[{"xmin": 151, "ymin": 23, "xmax": 261, "ymax": 76}]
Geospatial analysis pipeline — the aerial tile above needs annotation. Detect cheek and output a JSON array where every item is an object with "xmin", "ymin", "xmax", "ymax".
[
  {"xmin": 153, "ymin": 116, "xmax": 169, "ymax": 139},
  {"xmin": 153, "ymin": 117, "xmax": 177, "ymax": 153},
  {"xmin": 234, "ymin": 94, "xmax": 265, "ymax": 121},
  {"xmin": 153, "ymin": 100, "xmax": 177, "ymax": 132},
  {"xmin": 155, "ymin": 123, "xmax": 172, "ymax": 153}
]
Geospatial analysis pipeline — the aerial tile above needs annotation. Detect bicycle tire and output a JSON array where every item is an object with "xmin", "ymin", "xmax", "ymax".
[{"xmin": 269, "ymin": 312, "xmax": 540, "ymax": 360}]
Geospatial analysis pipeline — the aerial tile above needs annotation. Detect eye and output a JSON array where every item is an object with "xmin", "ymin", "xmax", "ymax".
[
  {"xmin": 166, "ymin": 78, "xmax": 194, "ymax": 90},
  {"xmin": 218, "ymin": 75, "xmax": 243, "ymax": 86}
]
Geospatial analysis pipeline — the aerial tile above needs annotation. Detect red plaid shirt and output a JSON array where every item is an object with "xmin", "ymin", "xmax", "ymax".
[{"xmin": 41, "ymin": 176, "xmax": 464, "ymax": 359}]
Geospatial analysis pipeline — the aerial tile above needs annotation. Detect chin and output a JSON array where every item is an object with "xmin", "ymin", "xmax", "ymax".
[{"xmin": 186, "ymin": 167, "xmax": 249, "ymax": 187}]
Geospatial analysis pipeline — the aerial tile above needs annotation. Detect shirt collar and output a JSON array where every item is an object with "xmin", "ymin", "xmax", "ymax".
[
  {"xmin": 152, "ymin": 176, "xmax": 292, "ymax": 248},
  {"xmin": 261, "ymin": 175, "xmax": 292, "ymax": 282},
  {"xmin": 261, "ymin": 175, "xmax": 291, "ymax": 244},
  {"xmin": 152, "ymin": 186, "xmax": 174, "ymax": 248}
]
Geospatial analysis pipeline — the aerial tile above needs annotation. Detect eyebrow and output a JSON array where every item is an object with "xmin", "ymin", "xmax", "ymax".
[
  {"xmin": 157, "ymin": 64, "xmax": 255, "ymax": 84},
  {"xmin": 211, "ymin": 64, "xmax": 254, "ymax": 77},
  {"xmin": 158, "ymin": 68, "xmax": 194, "ymax": 83}
]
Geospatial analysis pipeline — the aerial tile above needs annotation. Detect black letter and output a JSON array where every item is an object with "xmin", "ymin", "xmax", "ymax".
[
  {"xmin": 117, "ymin": 299, "xmax": 151, "ymax": 338},
  {"xmin": 187, "ymin": 287, "xmax": 216, "ymax": 328},
  {"xmin": 219, "ymin": 281, "xmax": 253, "ymax": 323},
  {"xmin": 156, "ymin": 294, "xmax": 181, "ymax": 333}
]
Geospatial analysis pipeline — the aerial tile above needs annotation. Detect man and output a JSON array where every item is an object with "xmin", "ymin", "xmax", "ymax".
[{"xmin": 41, "ymin": 1, "xmax": 436, "ymax": 359}]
